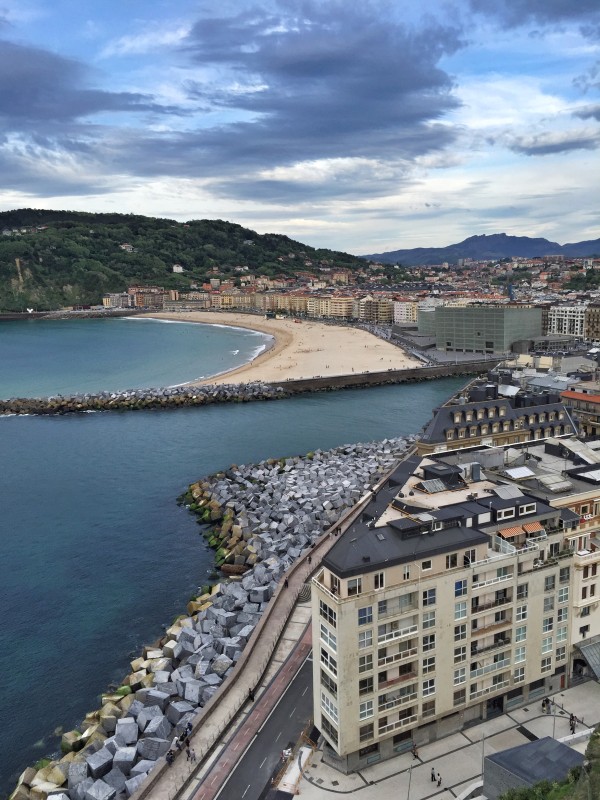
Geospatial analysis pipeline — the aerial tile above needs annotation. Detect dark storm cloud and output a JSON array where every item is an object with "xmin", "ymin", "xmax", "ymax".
[
  {"xmin": 468, "ymin": 0, "xmax": 600, "ymax": 28},
  {"xmin": 178, "ymin": 1, "xmax": 465, "ymax": 171},
  {"xmin": 575, "ymin": 105, "xmax": 600, "ymax": 122},
  {"xmin": 508, "ymin": 131, "xmax": 600, "ymax": 156},
  {"xmin": 0, "ymin": 40, "xmax": 182, "ymax": 127}
]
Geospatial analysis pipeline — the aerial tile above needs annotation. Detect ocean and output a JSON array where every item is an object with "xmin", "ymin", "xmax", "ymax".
[{"xmin": 0, "ymin": 318, "xmax": 464, "ymax": 794}]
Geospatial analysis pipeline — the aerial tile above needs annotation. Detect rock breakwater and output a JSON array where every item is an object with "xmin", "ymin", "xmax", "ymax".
[
  {"xmin": 10, "ymin": 436, "xmax": 414, "ymax": 800},
  {"xmin": 0, "ymin": 383, "xmax": 286, "ymax": 415}
]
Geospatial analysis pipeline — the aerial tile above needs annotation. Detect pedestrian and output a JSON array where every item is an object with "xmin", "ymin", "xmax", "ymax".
[
  {"xmin": 284, "ymin": 577, "xmax": 289, "ymax": 588},
  {"xmin": 431, "ymin": 767, "xmax": 436, "ymax": 782},
  {"xmin": 411, "ymin": 743, "xmax": 418, "ymax": 759},
  {"xmin": 249, "ymin": 687, "xmax": 255, "ymax": 702},
  {"xmin": 166, "ymin": 750, "xmax": 175, "ymax": 767},
  {"xmin": 186, "ymin": 742, "xmax": 192, "ymax": 760},
  {"xmin": 437, "ymin": 774, "xmax": 442, "ymax": 788},
  {"xmin": 189, "ymin": 748, "xmax": 197, "ymax": 763},
  {"xmin": 175, "ymin": 739, "xmax": 182, "ymax": 752},
  {"xmin": 185, "ymin": 721, "xmax": 193, "ymax": 736},
  {"xmin": 308, "ymin": 555, "xmax": 312, "ymax": 565}
]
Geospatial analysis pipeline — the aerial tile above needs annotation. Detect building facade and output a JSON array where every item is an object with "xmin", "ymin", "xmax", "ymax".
[
  {"xmin": 431, "ymin": 306, "xmax": 542, "ymax": 354},
  {"xmin": 546, "ymin": 305, "xmax": 587, "ymax": 338}
]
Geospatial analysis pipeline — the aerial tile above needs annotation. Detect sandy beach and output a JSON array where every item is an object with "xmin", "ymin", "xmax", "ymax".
[{"xmin": 143, "ymin": 311, "xmax": 420, "ymax": 384}]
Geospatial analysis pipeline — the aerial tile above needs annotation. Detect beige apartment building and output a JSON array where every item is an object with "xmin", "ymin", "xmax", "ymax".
[{"xmin": 312, "ymin": 435, "xmax": 600, "ymax": 774}]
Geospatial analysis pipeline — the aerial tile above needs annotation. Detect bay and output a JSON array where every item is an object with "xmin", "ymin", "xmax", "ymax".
[
  {"xmin": 0, "ymin": 317, "xmax": 271, "ymax": 398},
  {"xmin": 0, "ymin": 321, "xmax": 465, "ymax": 794}
]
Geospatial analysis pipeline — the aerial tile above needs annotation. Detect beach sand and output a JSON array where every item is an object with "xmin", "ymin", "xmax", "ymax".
[{"xmin": 143, "ymin": 311, "xmax": 421, "ymax": 384}]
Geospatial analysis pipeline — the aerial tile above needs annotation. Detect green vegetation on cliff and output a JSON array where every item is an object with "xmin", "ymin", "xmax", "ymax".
[{"xmin": 0, "ymin": 209, "xmax": 365, "ymax": 311}]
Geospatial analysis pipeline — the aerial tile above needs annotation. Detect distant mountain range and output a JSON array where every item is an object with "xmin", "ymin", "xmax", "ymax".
[{"xmin": 363, "ymin": 233, "xmax": 600, "ymax": 266}]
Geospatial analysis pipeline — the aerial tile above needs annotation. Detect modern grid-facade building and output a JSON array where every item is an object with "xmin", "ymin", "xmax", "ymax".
[{"xmin": 430, "ymin": 306, "xmax": 542, "ymax": 354}]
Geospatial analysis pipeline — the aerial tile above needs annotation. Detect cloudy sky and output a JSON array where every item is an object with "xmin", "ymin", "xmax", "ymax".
[{"xmin": 0, "ymin": 0, "xmax": 598, "ymax": 252}]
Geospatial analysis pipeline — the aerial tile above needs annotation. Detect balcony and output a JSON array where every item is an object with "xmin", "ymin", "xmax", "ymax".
[
  {"xmin": 470, "ymin": 657, "xmax": 511, "ymax": 679},
  {"xmin": 574, "ymin": 550, "xmax": 600, "ymax": 565},
  {"xmin": 472, "ymin": 573, "xmax": 513, "ymax": 591},
  {"xmin": 378, "ymin": 691, "xmax": 418, "ymax": 712},
  {"xmin": 378, "ymin": 647, "xmax": 418, "ymax": 668},
  {"xmin": 378, "ymin": 714, "xmax": 418, "ymax": 735},
  {"xmin": 379, "ymin": 671, "xmax": 417, "ymax": 690},
  {"xmin": 471, "ymin": 637, "xmax": 511, "ymax": 657},
  {"xmin": 471, "ymin": 596, "xmax": 511, "ymax": 615},
  {"xmin": 378, "ymin": 623, "xmax": 418, "ymax": 645},
  {"xmin": 469, "ymin": 678, "xmax": 510, "ymax": 700},
  {"xmin": 471, "ymin": 617, "xmax": 512, "ymax": 636}
]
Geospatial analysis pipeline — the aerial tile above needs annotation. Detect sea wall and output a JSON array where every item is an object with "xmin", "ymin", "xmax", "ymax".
[
  {"xmin": 10, "ymin": 435, "xmax": 414, "ymax": 800},
  {"xmin": 0, "ymin": 361, "xmax": 489, "ymax": 416}
]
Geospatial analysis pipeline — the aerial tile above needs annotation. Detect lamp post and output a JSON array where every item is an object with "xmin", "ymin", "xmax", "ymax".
[{"xmin": 407, "ymin": 763, "xmax": 413, "ymax": 800}]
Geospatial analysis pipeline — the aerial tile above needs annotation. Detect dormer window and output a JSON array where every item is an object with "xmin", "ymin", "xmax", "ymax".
[
  {"xmin": 519, "ymin": 503, "xmax": 536, "ymax": 516},
  {"xmin": 539, "ymin": 413, "xmax": 545, "ymax": 423},
  {"xmin": 499, "ymin": 407, "xmax": 506, "ymax": 417},
  {"xmin": 503, "ymin": 422, "xmax": 510, "ymax": 432},
  {"xmin": 497, "ymin": 508, "xmax": 516, "ymax": 521},
  {"xmin": 481, "ymin": 424, "xmax": 489, "ymax": 435},
  {"xmin": 488, "ymin": 408, "xmax": 495, "ymax": 418},
  {"xmin": 549, "ymin": 412, "xmax": 555, "ymax": 421},
  {"xmin": 529, "ymin": 415, "xmax": 535, "ymax": 425},
  {"xmin": 477, "ymin": 409, "xmax": 485, "ymax": 420},
  {"xmin": 470, "ymin": 426, "xmax": 478, "ymax": 436},
  {"xmin": 447, "ymin": 430, "xmax": 454, "ymax": 441},
  {"xmin": 466, "ymin": 411, "xmax": 473, "ymax": 422},
  {"xmin": 454, "ymin": 412, "xmax": 462, "ymax": 424},
  {"xmin": 492, "ymin": 422, "xmax": 500, "ymax": 433},
  {"xmin": 459, "ymin": 428, "xmax": 466, "ymax": 438}
]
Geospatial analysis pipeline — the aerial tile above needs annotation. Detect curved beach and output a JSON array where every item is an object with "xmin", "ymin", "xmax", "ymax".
[{"xmin": 143, "ymin": 311, "xmax": 420, "ymax": 384}]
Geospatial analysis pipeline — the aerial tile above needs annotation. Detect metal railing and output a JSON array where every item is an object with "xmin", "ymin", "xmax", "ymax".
[
  {"xmin": 378, "ymin": 714, "xmax": 418, "ymax": 735},
  {"xmin": 469, "ymin": 679, "xmax": 510, "ymax": 699},
  {"xmin": 377, "ymin": 623, "xmax": 419, "ymax": 644}
]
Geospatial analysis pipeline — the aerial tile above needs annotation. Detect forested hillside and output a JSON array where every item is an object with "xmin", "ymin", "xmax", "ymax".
[{"xmin": 0, "ymin": 209, "xmax": 364, "ymax": 310}]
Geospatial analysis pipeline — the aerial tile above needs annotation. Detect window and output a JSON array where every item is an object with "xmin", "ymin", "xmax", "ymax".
[
  {"xmin": 556, "ymin": 626, "xmax": 567, "ymax": 643},
  {"xmin": 321, "ymin": 692, "xmax": 338, "ymax": 723},
  {"xmin": 515, "ymin": 646, "xmax": 526, "ymax": 663},
  {"xmin": 319, "ymin": 600, "xmax": 337, "ymax": 627},
  {"xmin": 320, "ymin": 623, "xmax": 337, "ymax": 652},
  {"xmin": 580, "ymin": 625, "xmax": 590, "ymax": 638},
  {"xmin": 517, "ymin": 583, "xmax": 528, "ymax": 600},
  {"xmin": 422, "ymin": 560, "xmax": 432, "ymax": 571},
  {"xmin": 446, "ymin": 553, "xmax": 458, "ymax": 569},
  {"xmin": 348, "ymin": 577, "xmax": 362, "ymax": 597},
  {"xmin": 582, "ymin": 586, "xmax": 588, "ymax": 600},
  {"xmin": 423, "ymin": 610, "xmax": 436, "ymax": 629},
  {"xmin": 423, "ymin": 588, "xmax": 436, "ymax": 607},
  {"xmin": 558, "ymin": 587, "xmax": 569, "ymax": 604},
  {"xmin": 378, "ymin": 600, "xmax": 387, "ymax": 616},
  {"xmin": 455, "ymin": 579, "xmax": 467, "ymax": 597},
  {"xmin": 321, "ymin": 716, "xmax": 338, "ymax": 744},
  {"xmin": 423, "ymin": 656, "xmax": 436, "ymax": 674},
  {"xmin": 454, "ymin": 688, "xmax": 466, "ymax": 706},
  {"xmin": 359, "ymin": 723, "xmax": 374, "ymax": 743},
  {"xmin": 422, "ymin": 700, "xmax": 436, "ymax": 718},
  {"xmin": 454, "ymin": 667, "xmax": 466, "ymax": 685},
  {"xmin": 519, "ymin": 503, "xmax": 536, "ymax": 515},
  {"xmin": 497, "ymin": 566, "xmax": 509, "ymax": 578},
  {"xmin": 454, "ymin": 624, "xmax": 467, "ymax": 641},
  {"xmin": 542, "ymin": 636, "xmax": 553, "ymax": 654},
  {"xmin": 516, "ymin": 605, "xmax": 527, "ymax": 621},
  {"xmin": 359, "ymin": 677, "xmax": 374, "ymax": 696},
  {"xmin": 557, "ymin": 607, "xmax": 568, "ymax": 623},
  {"xmin": 514, "ymin": 667, "xmax": 525, "ymax": 683},
  {"xmin": 544, "ymin": 575, "xmax": 556, "ymax": 592},
  {"xmin": 560, "ymin": 566, "xmax": 570, "ymax": 583},
  {"xmin": 358, "ymin": 607, "xmax": 373, "ymax": 626},
  {"xmin": 582, "ymin": 605, "xmax": 590, "ymax": 617},
  {"xmin": 455, "ymin": 601, "xmax": 467, "ymax": 620},
  {"xmin": 454, "ymin": 645, "xmax": 466, "ymax": 663},
  {"xmin": 556, "ymin": 646, "xmax": 567, "ymax": 661},
  {"xmin": 359, "ymin": 700, "xmax": 374, "ymax": 720},
  {"xmin": 464, "ymin": 549, "xmax": 476, "ymax": 566},
  {"xmin": 330, "ymin": 575, "xmax": 340, "ymax": 596},
  {"xmin": 321, "ymin": 670, "xmax": 337, "ymax": 697},
  {"xmin": 543, "ymin": 596, "xmax": 555, "ymax": 613},
  {"xmin": 358, "ymin": 630, "xmax": 372, "ymax": 649},
  {"xmin": 423, "ymin": 634, "xmax": 436, "ymax": 651},
  {"xmin": 359, "ymin": 654, "xmax": 373, "ymax": 674},
  {"xmin": 321, "ymin": 648, "xmax": 337, "ymax": 676},
  {"xmin": 422, "ymin": 679, "xmax": 435, "ymax": 697},
  {"xmin": 403, "ymin": 565, "xmax": 411, "ymax": 580},
  {"xmin": 541, "ymin": 657, "xmax": 552, "ymax": 673},
  {"xmin": 592, "ymin": 584, "xmax": 597, "ymax": 597},
  {"xmin": 542, "ymin": 617, "xmax": 553, "ymax": 633},
  {"xmin": 497, "ymin": 508, "xmax": 515, "ymax": 521},
  {"xmin": 374, "ymin": 572, "xmax": 385, "ymax": 590},
  {"xmin": 515, "ymin": 626, "xmax": 527, "ymax": 642}
]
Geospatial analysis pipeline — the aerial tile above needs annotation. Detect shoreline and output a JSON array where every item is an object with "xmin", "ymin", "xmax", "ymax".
[{"xmin": 140, "ymin": 311, "xmax": 421, "ymax": 385}]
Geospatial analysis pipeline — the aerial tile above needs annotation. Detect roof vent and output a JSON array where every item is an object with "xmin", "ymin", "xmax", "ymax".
[{"xmin": 362, "ymin": 555, "xmax": 371, "ymax": 563}]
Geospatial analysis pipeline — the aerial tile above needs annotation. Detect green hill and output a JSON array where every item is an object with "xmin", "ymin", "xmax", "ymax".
[{"xmin": 0, "ymin": 209, "xmax": 365, "ymax": 311}]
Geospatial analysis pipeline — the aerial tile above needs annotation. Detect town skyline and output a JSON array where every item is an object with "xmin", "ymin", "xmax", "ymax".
[{"xmin": 0, "ymin": 0, "xmax": 598, "ymax": 252}]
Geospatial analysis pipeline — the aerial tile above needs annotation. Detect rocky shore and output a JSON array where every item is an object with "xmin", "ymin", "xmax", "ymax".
[
  {"xmin": 0, "ymin": 383, "xmax": 286, "ymax": 415},
  {"xmin": 10, "ymin": 435, "xmax": 414, "ymax": 800}
]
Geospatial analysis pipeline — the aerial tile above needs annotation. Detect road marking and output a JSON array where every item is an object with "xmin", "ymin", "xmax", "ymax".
[
  {"xmin": 242, "ymin": 784, "xmax": 251, "ymax": 798},
  {"xmin": 301, "ymin": 687, "xmax": 308, "ymax": 696},
  {"xmin": 291, "ymin": 707, "xmax": 296, "ymax": 715},
  {"xmin": 275, "ymin": 730, "xmax": 282, "ymax": 741},
  {"xmin": 259, "ymin": 757, "xmax": 267, "ymax": 769}
]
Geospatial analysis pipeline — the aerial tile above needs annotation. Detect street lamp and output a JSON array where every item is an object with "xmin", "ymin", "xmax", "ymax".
[{"xmin": 407, "ymin": 763, "xmax": 413, "ymax": 800}]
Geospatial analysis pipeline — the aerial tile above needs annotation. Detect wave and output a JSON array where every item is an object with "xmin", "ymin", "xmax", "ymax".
[{"xmin": 231, "ymin": 350, "xmax": 240, "ymax": 355}]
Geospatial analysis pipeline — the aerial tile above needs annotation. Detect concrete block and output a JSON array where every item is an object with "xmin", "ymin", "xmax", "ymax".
[
  {"xmin": 112, "ymin": 748, "xmax": 137, "ymax": 776},
  {"xmin": 136, "ymin": 705, "xmax": 162, "ymax": 733},
  {"xmin": 166, "ymin": 701, "xmax": 194, "ymax": 725},
  {"xmin": 83, "ymin": 780, "xmax": 116, "ymax": 800},
  {"xmin": 143, "ymin": 715, "xmax": 172, "ymax": 740},
  {"xmin": 115, "ymin": 719, "xmax": 138, "ymax": 745},
  {"xmin": 67, "ymin": 762, "xmax": 89, "ymax": 789},
  {"xmin": 102, "ymin": 768, "xmax": 127, "ymax": 793},
  {"xmin": 124, "ymin": 775, "xmax": 146, "ymax": 798},
  {"xmin": 136, "ymin": 738, "xmax": 170, "ymax": 761},
  {"xmin": 130, "ymin": 760, "xmax": 155, "ymax": 778},
  {"xmin": 86, "ymin": 749, "xmax": 113, "ymax": 780},
  {"xmin": 71, "ymin": 777, "xmax": 94, "ymax": 800}
]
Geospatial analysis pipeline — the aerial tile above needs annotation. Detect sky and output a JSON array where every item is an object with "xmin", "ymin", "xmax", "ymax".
[{"xmin": 0, "ymin": 0, "xmax": 598, "ymax": 254}]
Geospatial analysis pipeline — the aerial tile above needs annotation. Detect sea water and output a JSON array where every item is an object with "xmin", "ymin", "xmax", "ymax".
[{"xmin": 0, "ymin": 318, "xmax": 465, "ymax": 793}]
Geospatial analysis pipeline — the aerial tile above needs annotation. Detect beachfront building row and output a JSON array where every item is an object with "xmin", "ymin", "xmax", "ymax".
[{"xmin": 312, "ymin": 433, "xmax": 600, "ymax": 773}]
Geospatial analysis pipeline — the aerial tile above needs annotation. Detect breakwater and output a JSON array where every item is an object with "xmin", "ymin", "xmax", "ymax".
[
  {"xmin": 10, "ymin": 435, "xmax": 413, "ymax": 800},
  {"xmin": 0, "ymin": 362, "xmax": 489, "ymax": 415}
]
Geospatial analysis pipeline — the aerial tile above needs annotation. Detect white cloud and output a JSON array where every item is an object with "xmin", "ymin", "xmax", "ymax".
[{"xmin": 99, "ymin": 22, "xmax": 192, "ymax": 59}]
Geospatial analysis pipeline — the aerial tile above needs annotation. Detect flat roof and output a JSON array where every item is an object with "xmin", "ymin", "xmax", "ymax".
[{"xmin": 486, "ymin": 737, "xmax": 583, "ymax": 786}]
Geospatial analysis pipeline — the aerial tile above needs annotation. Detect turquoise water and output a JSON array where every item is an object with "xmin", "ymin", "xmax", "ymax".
[
  {"xmin": 0, "ymin": 318, "xmax": 466, "ymax": 795},
  {"xmin": 0, "ymin": 317, "xmax": 271, "ymax": 398}
]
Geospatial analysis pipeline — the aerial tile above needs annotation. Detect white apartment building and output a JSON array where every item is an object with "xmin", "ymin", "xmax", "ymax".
[
  {"xmin": 312, "ymin": 436, "xmax": 600, "ymax": 774},
  {"xmin": 393, "ymin": 300, "xmax": 418, "ymax": 326},
  {"xmin": 546, "ymin": 305, "xmax": 587, "ymax": 338}
]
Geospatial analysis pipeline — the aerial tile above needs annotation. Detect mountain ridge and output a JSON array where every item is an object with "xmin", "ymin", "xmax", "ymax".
[{"xmin": 363, "ymin": 232, "xmax": 600, "ymax": 265}]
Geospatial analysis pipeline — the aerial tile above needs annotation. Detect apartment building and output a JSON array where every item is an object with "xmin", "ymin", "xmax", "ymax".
[
  {"xmin": 546, "ymin": 305, "xmax": 587, "ymax": 338},
  {"xmin": 561, "ymin": 382, "xmax": 600, "ymax": 437},
  {"xmin": 312, "ymin": 436, "xmax": 600, "ymax": 774},
  {"xmin": 393, "ymin": 300, "xmax": 418, "ymax": 326}
]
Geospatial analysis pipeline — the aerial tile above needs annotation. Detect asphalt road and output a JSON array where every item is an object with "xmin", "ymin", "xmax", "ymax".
[{"xmin": 215, "ymin": 655, "xmax": 313, "ymax": 800}]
